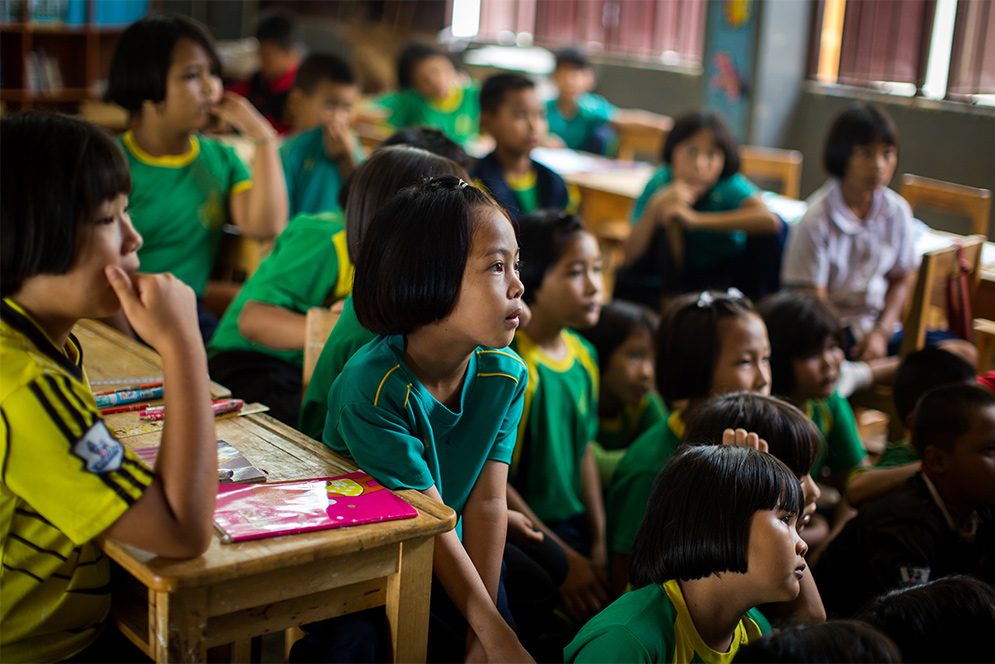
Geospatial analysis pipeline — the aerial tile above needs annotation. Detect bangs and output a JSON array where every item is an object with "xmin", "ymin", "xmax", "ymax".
[{"xmin": 748, "ymin": 451, "xmax": 805, "ymax": 517}]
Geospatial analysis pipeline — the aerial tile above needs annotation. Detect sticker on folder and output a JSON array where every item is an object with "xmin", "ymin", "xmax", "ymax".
[{"xmin": 213, "ymin": 472, "xmax": 418, "ymax": 543}]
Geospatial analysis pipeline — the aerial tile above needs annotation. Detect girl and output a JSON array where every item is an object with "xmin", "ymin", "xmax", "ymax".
[
  {"xmin": 607, "ymin": 289, "xmax": 770, "ymax": 593},
  {"xmin": 370, "ymin": 42, "xmax": 480, "ymax": 147},
  {"xmin": 319, "ymin": 177, "xmax": 531, "ymax": 662},
  {"xmin": 578, "ymin": 300, "xmax": 667, "ymax": 486},
  {"xmin": 617, "ymin": 111, "xmax": 781, "ymax": 308},
  {"xmin": 508, "ymin": 210, "xmax": 608, "ymax": 622},
  {"xmin": 0, "ymin": 113, "xmax": 216, "ymax": 661},
  {"xmin": 566, "ymin": 445, "xmax": 807, "ymax": 663},
  {"xmin": 208, "ymin": 146, "xmax": 466, "ymax": 426},
  {"xmin": 105, "ymin": 14, "xmax": 288, "ymax": 339}
]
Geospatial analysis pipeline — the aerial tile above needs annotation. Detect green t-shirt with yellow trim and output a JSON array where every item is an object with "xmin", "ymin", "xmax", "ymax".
[
  {"xmin": 511, "ymin": 329, "xmax": 599, "ymax": 524},
  {"xmin": 374, "ymin": 81, "xmax": 480, "ymax": 147},
  {"xmin": 117, "ymin": 131, "xmax": 251, "ymax": 296},
  {"xmin": 507, "ymin": 169, "xmax": 540, "ymax": 216},
  {"xmin": 592, "ymin": 393, "xmax": 668, "ymax": 486},
  {"xmin": 0, "ymin": 299, "xmax": 155, "ymax": 662},
  {"xmin": 208, "ymin": 211, "xmax": 354, "ymax": 367},
  {"xmin": 805, "ymin": 391, "xmax": 867, "ymax": 478},
  {"xmin": 565, "ymin": 579, "xmax": 771, "ymax": 663},
  {"xmin": 608, "ymin": 410, "xmax": 684, "ymax": 555}
]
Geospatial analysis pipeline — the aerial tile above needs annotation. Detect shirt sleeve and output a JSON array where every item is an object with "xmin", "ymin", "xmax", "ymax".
[
  {"xmin": 781, "ymin": 206, "xmax": 829, "ymax": 289},
  {"xmin": 225, "ymin": 143, "xmax": 252, "ymax": 194},
  {"xmin": 487, "ymin": 366, "xmax": 527, "ymax": 465},
  {"xmin": 567, "ymin": 628, "xmax": 652, "ymax": 663},
  {"xmin": 825, "ymin": 392, "xmax": 867, "ymax": 475},
  {"xmin": 630, "ymin": 169, "xmax": 670, "ymax": 222},
  {"xmin": 711, "ymin": 173, "xmax": 760, "ymax": 209},
  {"xmin": 886, "ymin": 194, "xmax": 920, "ymax": 279}
]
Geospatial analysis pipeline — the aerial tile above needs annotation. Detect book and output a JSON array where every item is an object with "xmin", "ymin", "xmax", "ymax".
[
  {"xmin": 133, "ymin": 439, "xmax": 268, "ymax": 484},
  {"xmin": 213, "ymin": 472, "xmax": 419, "ymax": 543}
]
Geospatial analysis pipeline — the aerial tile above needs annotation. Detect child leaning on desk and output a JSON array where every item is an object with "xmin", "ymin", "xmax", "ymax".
[{"xmin": 0, "ymin": 113, "xmax": 218, "ymax": 662}]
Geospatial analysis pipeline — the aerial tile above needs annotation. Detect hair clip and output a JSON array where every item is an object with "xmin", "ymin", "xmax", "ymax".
[
  {"xmin": 458, "ymin": 178, "xmax": 469, "ymax": 189},
  {"xmin": 696, "ymin": 287, "xmax": 744, "ymax": 308}
]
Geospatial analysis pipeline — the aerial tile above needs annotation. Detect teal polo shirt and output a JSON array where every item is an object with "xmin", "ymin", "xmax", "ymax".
[
  {"xmin": 280, "ymin": 127, "xmax": 365, "ymax": 216},
  {"xmin": 546, "ymin": 93, "xmax": 616, "ymax": 153}
]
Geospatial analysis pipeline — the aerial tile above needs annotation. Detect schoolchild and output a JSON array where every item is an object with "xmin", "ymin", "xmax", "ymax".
[
  {"xmin": 372, "ymin": 42, "xmax": 480, "ymax": 147},
  {"xmin": 546, "ymin": 48, "xmax": 618, "ymax": 155},
  {"xmin": 814, "ymin": 384, "xmax": 995, "ymax": 617},
  {"xmin": 280, "ymin": 53, "xmax": 363, "ymax": 216},
  {"xmin": 566, "ymin": 445, "xmax": 807, "ymax": 663},
  {"xmin": 227, "ymin": 9, "xmax": 302, "ymax": 134},
  {"xmin": 471, "ymin": 74, "xmax": 574, "ymax": 221},
  {"xmin": 607, "ymin": 289, "xmax": 770, "ymax": 592},
  {"xmin": 298, "ymin": 130, "xmax": 470, "ymax": 439},
  {"xmin": 506, "ymin": 210, "xmax": 607, "ymax": 622},
  {"xmin": 578, "ymin": 300, "xmax": 667, "ymax": 486},
  {"xmin": 105, "ymin": 14, "xmax": 288, "ymax": 339},
  {"xmin": 0, "ymin": 112, "xmax": 217, "ymax": 661},
  {"xmin": 209, "ymin": 146, "xmax": 463, "ymax": 425},
  {"xmin": 846, "ymin": 347, "xmax": 975, "ymax": 507},
  {"xmin": 617, "ymin": 111, "xmax": 781, "ymax": 308},
  {"xmin": 735, "ymin": 620, "xmax": 901, "ymax": 663},
  {"xmin": 313, "ymin": 177, "xmax": 532, "ymax": 662}
]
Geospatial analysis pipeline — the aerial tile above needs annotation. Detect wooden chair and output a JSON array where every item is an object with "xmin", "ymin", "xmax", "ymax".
[
  {"xmin": 739, "ymin": 145, "xmax": 803, "ymax": 199},
  {"xmin": 303, "ymin": 307, "xmax": 341, "ymax": 395},
  {"xmin": 974, "ymin": 318, "xmax": 995, "ymax": 373},
  {"xmin": 901, "ymin": 174, "xmax": 992, "ymax": 237},
  {"xmin": 615, "ymin": 123, "xmax": 670, "ymax": 163}
]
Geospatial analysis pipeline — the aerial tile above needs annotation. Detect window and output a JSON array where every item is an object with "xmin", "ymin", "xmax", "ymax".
[{"xmin": 812, "ymin": 0, "xmax": 995, "ymax": 106}]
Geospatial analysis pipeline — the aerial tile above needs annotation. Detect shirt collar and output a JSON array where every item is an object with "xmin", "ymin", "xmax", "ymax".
[
  {"xmin": 920, "ymin": 471, "xmax": 980, "ymax": 542},
  {"xmin": 1, "ymin": 298, "xmax": 83, "ymax": 382}
]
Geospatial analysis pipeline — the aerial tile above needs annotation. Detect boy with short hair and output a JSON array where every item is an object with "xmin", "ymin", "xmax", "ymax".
[
  {"xmin": 228, "ymin": 10, "xmax": 302, "ymax": 135},
  {"xmin": 546, "ymin": 48, "xmax": 617, "ymax": 155},
  {"xmin": 280, "ymin": 53, "xmax": 363, "ymax": 216},
  {"xmin": 471, "ymin": 73, "xmax": 574, "ymax": 220},
  {"xmin": 814, "ymin": 384, "xmax": 995, "ymax": 618}
]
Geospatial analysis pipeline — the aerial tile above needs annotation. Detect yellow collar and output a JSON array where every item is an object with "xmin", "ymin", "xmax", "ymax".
[{"xmin": 123, "ymin": 130, "xmax": 200, "ymax": 167}]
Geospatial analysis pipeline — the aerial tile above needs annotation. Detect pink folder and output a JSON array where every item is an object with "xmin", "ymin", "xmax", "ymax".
[{"xmin": 213, "ymin": 471, "xmax": 418, "ymax": 543}]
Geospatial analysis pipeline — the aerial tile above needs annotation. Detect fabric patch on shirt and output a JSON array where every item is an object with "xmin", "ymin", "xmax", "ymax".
[
  {"xmin": 898, "ymin": 566, "xmax": 931, "ymax": 586},
  {"xmin": 72, "ymin": 422, "xmax": 124, "ymax": 473}
]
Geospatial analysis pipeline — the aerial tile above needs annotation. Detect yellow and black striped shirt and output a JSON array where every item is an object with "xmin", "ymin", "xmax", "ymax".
[{"xmin": 0, "ymin": 299, "xmax": 154, "ymax": 662}]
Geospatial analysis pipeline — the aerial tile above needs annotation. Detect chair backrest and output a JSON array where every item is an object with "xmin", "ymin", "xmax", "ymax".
[
  {"xmin": 900, "ymin": 235, "xmax": 984, "ymax": 357},
  {"xmin": 738, "ymin": 145, "xmax": 803, "ymax": 200},
  {"xmin": 901, "ymin": 174, "xmax": 992, "ymax": 237},
  {"xmin": 615, "ymin": 123, "xmax": 670, "ymax": 163},
  {"xmin": 303, "ymin": 307, "xmax": 341, "ymax": 394}
]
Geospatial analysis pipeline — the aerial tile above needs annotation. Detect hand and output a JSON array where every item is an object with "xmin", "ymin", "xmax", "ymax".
[
  {"xmin": 105, "ymin": 266, "xmax": 200, "ymax": 353},
  {"xmin": 211, "ymin": 92, "xmax": 277, "ymax": 143},
  {"xmin": 851, "ymin": 328, "xmax": 888, "ymax": 361},
  {"xmin": 669, "ymin": 204, "xmax": 699, "ymax": 229},
  {"xmin": 722, "ymin": 428, "xmax": 769, "ymax": 452},
  {"xmin": 559, "ymin": 549, "xmax": 609, "ymax": 621},
  {"xmin": 507, "ymin": 510, "xmax": 544, "ymax": 548},
  {"xmin": 322, "ymin": 117, "xmax": 359, "ymax": 163},
  {"xmin": 647, "ymin": 181, "xmax": 697, "ymax": 228}
]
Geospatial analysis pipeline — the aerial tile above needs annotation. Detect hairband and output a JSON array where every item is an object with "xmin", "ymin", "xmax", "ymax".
[{"xmin": 696, "ymin": 287, "xmax": 744, "ymax": 308}]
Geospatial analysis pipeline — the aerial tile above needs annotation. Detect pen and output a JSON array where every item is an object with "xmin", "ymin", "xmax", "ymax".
[
  {"xmin": 140, "ymin": 399, "xmax": 244, "ymax": 421},
  {"xmin": 93, "ymin": 381, "xmax": 163, "ymax": 397},
  {"xmin": 95, "ymin": 386, "xmax": 164, "ymax": 409},
  {"xmin": 99, "ymin": 403, "xmax": 151, "ymax": 415}
]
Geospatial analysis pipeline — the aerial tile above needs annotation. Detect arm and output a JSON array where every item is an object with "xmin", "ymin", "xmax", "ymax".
[
  {"xmin": 580, "ymin": 444, "xmax": 607, "ymax": 575},
  {"xmin": 622, "ymin": 181, "xmax": 697, "ymax": 267},
  {"xmin": 845, "ymin": 462, "xmax": 920, "ymax": 508},
  {"xmin": 214, "ymin": 92, "xmax": 289, "ymax": 240},
  {"xmin": 676, "ymin": 195, "xmax": 781, "ymax": 234},
  {"xmin": 852, "ymin": 273, "xmax": 910, "ymax": 361},
  {"xmin": 100, "ymin": 268, "xmax": 217, "ymax": 558},
  {"xmin": 238, "ymin": 300, "xmax": 306, "ymax": 351},
  {"xmin": 763, "ymin": 565, "xmax": 826, "ymax": 626}
]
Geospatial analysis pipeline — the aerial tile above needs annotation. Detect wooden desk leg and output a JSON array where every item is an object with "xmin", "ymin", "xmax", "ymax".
[
  {"xmin": 386, "ymin": 536, "xmax": 435, "ymax": 663},
  {"xmin": 152, "ymin": 589, "xmax": 208, "ymax": 663}
]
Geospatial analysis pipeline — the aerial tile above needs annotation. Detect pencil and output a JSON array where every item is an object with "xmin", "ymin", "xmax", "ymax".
[{"xmin": 99, "ymin": 403, "xmax": 151, "ymax": 415}]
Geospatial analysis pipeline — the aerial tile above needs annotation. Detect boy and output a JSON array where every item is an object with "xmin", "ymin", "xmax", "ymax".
[
  {"xmin": 814, "ymin": 384, "xmax": 995, "ymax": 618},
  {"xmin": 228, "ymin": 10, "xmax": 301, "ymax": 134},
  {"xmin": 471, "ymin": 73, "xmax": 574, "ymax": 221},
  {"xmin": 280, "ymin": 53, "xmax": 363, "ymax": 216},
  {"xmin": 846, "ymin": 347, "xmax": 976, "ymax": 507}
]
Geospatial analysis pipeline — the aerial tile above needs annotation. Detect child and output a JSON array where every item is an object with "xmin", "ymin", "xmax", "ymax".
[
  {"xmin": 855, "ymin": 575, "xmax": 995, "ymax": 663},
  {"xmin": 298, "ymin": 130, "xmax": 470, "ymax": 439},
  {"xmin": 814, "ymin": 384, "xmax": 995, "ymax": 617},
  {"xmin": 578, "ymin": 300, "xmax": 667, "ymax": 486},
  {"xmin": 0, "ymin": 112, "xmax": 217, "ymax": 661},
  {"xmin": 227, "ymin": 9, "xmax": 301, "ymax": 134},
  {"xmin": 617, "ymin": 111, "xmax": 781, "ymax": 308},
  {"xmin": 735, "ymin": 620, "xmax": 902, "ymax": 663},
  {"xmin": 371, "ymin": 42, "xmax": 480, "ymax": 147},
  {"xmin": 566, "ymin": 445, "xmax": 807, "ymax": 662},
  {"xmin": 208, "ymin": 146, "xmax": 464, "ymax": 426},
  {"xmin": 280, "ymin": 53, "xmax": 364, "ymax": 216},
  {"xmin": 471, "ymin": 74, "xmax": 573, "ymax": 221},
  {"xmin": 782, "ymin": 103, "xmax": 919, "ymax": 362},
  {"xmin": 607, "ymin": 289, "xmax": 770, "ymax": 591},
  {"xmin": 846, "ymin": 347, "xmax": 976, "ymax": 507},
  {"xmin": 317, "ymin": 177, "xmax": 531, "ymax": 662},
  {"xmin": 503, "ymin": 210, "xmax": 607, "ymax": 623},
  {"xmin": 105, "ymin": 14, "xmax": 288, "ymax": 340}
]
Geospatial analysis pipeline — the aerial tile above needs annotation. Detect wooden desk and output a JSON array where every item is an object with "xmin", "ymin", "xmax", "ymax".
[{"xmin": 74, "ymin": 321, "xmax": 458, "ymax": 663}]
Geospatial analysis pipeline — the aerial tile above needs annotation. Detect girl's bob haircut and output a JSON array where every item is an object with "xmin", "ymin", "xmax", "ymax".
[
  {"xmin": 656, "ymin": 289, "xmax": 757, "ymax": 404},
  {"xmin": 579, "ymin": 299, "xmax": 658, "ymax": 370},
  {"xmin": 757, "ymin": 290, "xmax": 844, "ymax": 396},
  {"xmin": 1, "ymin": 112, "xmax": 132, "ymax": 298},
  {"xmin": 683, "ymin": 392, "xmax": 822, "ymax": 479},
  {"xmin": 352, "ymin": 176, "xmax": 507, "ymax": 335},
  {"xmin": 823, "ymin": 102, "xmax": 899, "ymax": 178},
  {"xmin": 105, "ymin": 14, "xmax": 222, "ymax": 114},
  {"xmin": 661, "ymin": 111, "xmax": 740, "ymax": 180},
  {"xmin": 517, "ymin": 209, "xmax": 588, "ymax": 305},
  {"xmin": 344, "ymin": 146, "xmax": 467, "ymax": 263},
  {"xmin": 629, "ymin": 444, "xmax": 803, "ymax": 589}
]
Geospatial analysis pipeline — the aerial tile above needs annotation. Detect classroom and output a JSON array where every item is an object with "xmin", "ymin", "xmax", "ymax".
[{"xmin": 1, "ymin": 0, "xmax": 993, "ymax": 662}]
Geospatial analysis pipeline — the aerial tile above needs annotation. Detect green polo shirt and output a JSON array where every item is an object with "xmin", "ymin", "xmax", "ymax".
[
  {"xmin": 805, "ymin": 391, "xmax": 867, "ymax": 478},
  {"xmin": 374, "ymin": 82, "xmax": 480, "ymax": 147},
  {"xmin": 280, "ymin": 126, "xmax": 365, "ymax": 217},
  {"xmin": 592, "ymin": 393, "xmax": 668, "ymax": 486}
]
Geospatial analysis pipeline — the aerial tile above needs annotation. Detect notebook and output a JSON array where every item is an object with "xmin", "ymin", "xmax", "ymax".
[{"xmin": 213, "ymin": 471, "xmax": 419, "ymax": 543}]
